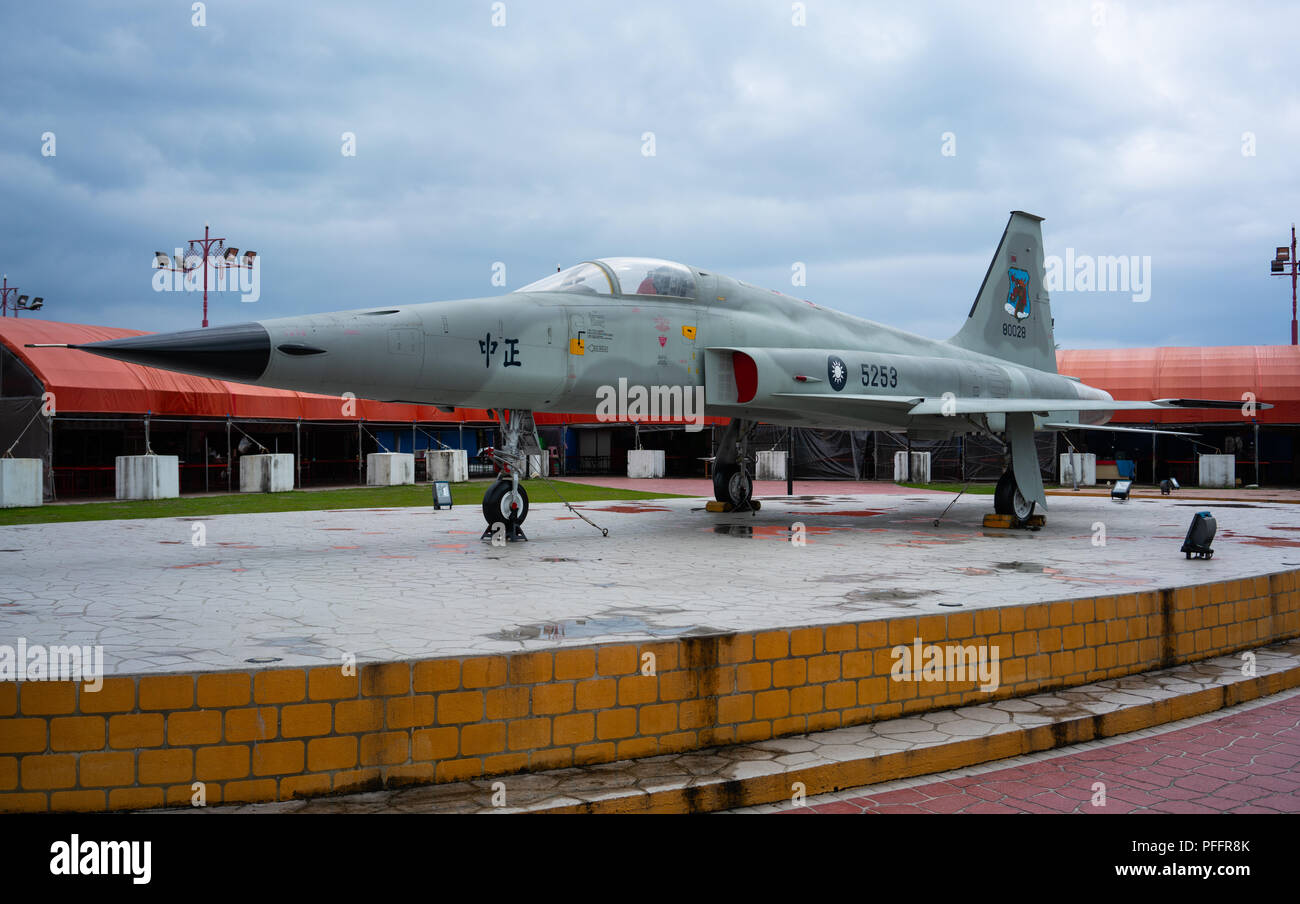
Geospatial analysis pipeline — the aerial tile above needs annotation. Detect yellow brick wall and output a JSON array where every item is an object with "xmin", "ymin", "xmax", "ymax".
[{"xmin": 2, "ymin": 569, "xmax": 1296, "ymax": 812}]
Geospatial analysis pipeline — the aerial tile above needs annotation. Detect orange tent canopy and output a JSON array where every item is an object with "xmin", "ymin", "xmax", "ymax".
[{"xmin": 1056, "ymin": 346, "xmax": 1300, "ymax": 425}]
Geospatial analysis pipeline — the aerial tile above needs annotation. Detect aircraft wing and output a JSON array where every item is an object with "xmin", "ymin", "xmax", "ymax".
[{"xmin": 770, "ymin": 392, "xmax": 922, "ymax": 408}]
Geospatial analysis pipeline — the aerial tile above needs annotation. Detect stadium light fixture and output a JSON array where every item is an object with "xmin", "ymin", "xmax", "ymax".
[
  {"xmin": 0, "ymin": 274, "xmax": 46, "ymax": 317},
  {"xmin": 152, "ymin": 224, "xmax": 256, "ymax": 327},
  {"xmin": 1269, "ymin": 225, "xmax": 1298, "ymax": 344}
]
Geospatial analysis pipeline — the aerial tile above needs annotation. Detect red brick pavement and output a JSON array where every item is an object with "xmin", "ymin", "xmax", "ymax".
[{"xmin": 788, "ymin": 694, "xmax": 1300, "ymax": 814}]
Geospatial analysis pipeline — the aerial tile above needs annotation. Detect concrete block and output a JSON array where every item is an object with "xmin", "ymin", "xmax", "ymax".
[
  {"xmin": 756, "ymin": 450, "xmax": 787, "ymax": 481},
  {"xmin": 116, "ymin": 455, "xmax": 179, "ymax": 500},
  {"xmin": 1059, "ymin": 452, "xmax": 1097, "ymax": 486},
  {"xmin": 240, "ymin": 453, "xmax": 295, "ymax": 493},
  {"xmin": 627, "ymin": 449, "xmax": 665, "ymax": 478},
  {"xmin": 893, "ymin": 451, "xmax": 909, "ymax": 482},
  {"xmin": 0, "ymin": 458, "xmax": 43, "ymax": 508},
  {"xmin": 1198, "ymin": 454, "xmax": 1235, "ymax": 488},
  {"xmin": 526, "ymin": 453, "xmax": 550, "ymax": 478},
  {"xmin": 909, "ymin": 451, "xmax": 931, "ymax": 484},
  {"xmin": 367, "ymin": 452, "xmax": 415, "ymax": 486},
  {"xmin": 424, "ymin": 449, "xmax": 469, "ymax": 483}
]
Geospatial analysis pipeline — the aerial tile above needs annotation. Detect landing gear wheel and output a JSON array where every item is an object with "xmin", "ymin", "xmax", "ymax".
[
  {"xmin": 713, "ymin": 465, "xmax": 753, "ymax": 508},
  {"xmin": 994, "ymin": 469, "xmax": 1034, "ymax": 521},
  {"xmin": 482, "ymin": 480, "xmax": 529, "ymax": 528}
]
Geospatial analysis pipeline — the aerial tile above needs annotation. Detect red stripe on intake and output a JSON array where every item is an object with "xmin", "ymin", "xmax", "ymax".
[{"xmin": 734, "ymin": 352, "xmax": 757, "ymax": 403}]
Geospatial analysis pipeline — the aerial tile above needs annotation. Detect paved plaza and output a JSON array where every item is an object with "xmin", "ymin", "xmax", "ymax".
[{"xmin": 2, "ymin": 488, "xmax": 1298, "ymax": 677}]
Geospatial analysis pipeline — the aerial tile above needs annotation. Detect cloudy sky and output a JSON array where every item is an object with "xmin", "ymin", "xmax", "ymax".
[{"xmin": 1, "ymin": 1, "xmax": 1296, "ymax": 348}]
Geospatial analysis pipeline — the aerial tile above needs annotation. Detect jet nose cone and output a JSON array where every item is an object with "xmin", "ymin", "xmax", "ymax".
[{"xmin": 76, "ymin": 322, "xmax": 271, "ymax": 383}]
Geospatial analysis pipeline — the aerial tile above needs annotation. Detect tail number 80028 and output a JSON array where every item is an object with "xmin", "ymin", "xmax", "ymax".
[{"xmin": 1002, "ymin": 322, "xmax": 1027, "ymax": 339}]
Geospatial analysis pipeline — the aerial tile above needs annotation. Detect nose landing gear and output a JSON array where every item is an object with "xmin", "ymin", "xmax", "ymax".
[
  {"xmin": 480, "ymin": 478, "xmax": 529, "ymax": 542},
  {"xmin": 478, "ymin": 408, "xmax": 540, "ymax": 543}
]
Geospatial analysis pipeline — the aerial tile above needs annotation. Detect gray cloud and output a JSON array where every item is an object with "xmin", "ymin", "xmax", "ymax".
[{"xmin": 1, "ymin": 0, "xmax": 1295, "ymax": 347}]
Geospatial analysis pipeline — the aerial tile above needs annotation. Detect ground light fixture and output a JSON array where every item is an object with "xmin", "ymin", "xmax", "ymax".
[
  {"xmin": 1111, "ymin": 479, "xmax": 1132, "ymax": 502},
  {"xmin": 1160, "ymin": 477, "xmax": 1180, "ymax": 495},
  {"xmin": 1181, "ymin": 511, "xmax": 1216, "ymax": 559}
]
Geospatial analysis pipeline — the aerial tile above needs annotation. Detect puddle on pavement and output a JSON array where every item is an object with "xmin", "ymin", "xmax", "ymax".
[
  {"xmin": 992, "ymin": 561, "xmax": 1057, "ymax": 574},
  {"xmin": 581, "ymin": 505, "xmax": 672, "ymax": 514},
  {"xmin": 811, "ymin": 573, "xmax": 910, "ymax": 583},
  {"xmin": 248, "ymin": 637, "xmax": 327, "ymax": 650},
  {"xmin": 711, "ymin": 524, "xmax": 758, "ymax": 538},
  {"xmin": 842, "ymin": 588, "xmax": 932, "ymax": 602},
  {"xmin": 1176, "ymin": 503, "xmax": 1260, "ymax": 509},
  {"xmin": 1220, "ymin": 530, "xmax": 1300, "ymax": 548},
  {"xmin": 710, "ymin": 523, "xmax": 838, "ymax": 540},
  {"xmin": 488, "ymin": 613, "xmax": 712, "ymax": 642}
]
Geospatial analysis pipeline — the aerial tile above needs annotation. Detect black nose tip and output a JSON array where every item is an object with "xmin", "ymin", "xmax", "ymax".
[{"xmin": 75, "ymin": 322, "xmax": 271, "ymax": 383}]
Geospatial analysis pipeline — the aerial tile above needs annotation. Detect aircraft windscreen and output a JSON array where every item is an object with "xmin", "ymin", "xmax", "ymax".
[
  {"xmin": 601, "ymin": 258, "xmax": 697, "ymax": 299},
  {"xmin": 515, "ymin": 262, "xmax": 614, "ymax": 295}
]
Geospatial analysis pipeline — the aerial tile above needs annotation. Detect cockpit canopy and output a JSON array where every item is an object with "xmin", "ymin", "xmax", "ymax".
[{"xmin": 516, "ymin": 258, "xmax": 697, "ymax": 300}]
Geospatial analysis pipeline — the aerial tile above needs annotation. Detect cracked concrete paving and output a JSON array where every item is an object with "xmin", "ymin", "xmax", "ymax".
[{"xmin": 1, "ymin": 491, "xmax": 1297, "ymax": 676}]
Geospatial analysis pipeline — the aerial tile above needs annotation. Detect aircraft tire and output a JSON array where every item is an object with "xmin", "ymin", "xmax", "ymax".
[
  {"xmin": 482, "ymin": 480, "xmax": 529, "ymax": 527},
  {"xmin": 994, "ymin": 469, "xmax": 1034, "ymax": 521},
  {"xmin": 713, "ymin": 465, "xmax": 752, "ymax": 508}
]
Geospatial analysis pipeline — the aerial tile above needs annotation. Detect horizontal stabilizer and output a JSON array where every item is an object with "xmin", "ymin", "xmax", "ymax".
[
  {"xmin": 1041, "ymin": 422, "xmax": 1199, "ymax": 437},
  {"xmin": 1153, "ymin": 398, "xmax": 1272, "ymax": 410}
]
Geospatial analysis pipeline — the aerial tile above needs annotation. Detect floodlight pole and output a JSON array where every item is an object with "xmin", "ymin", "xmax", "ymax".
[
  {"xmin": 1284, "ymin": 227, "xmax": 1294, "ymax": 348},
  {"xmin": 0, "ymin": 274, "xmax": 17, "ymax": 317},
  {"xmin": 155, "ymin": 223, "xmax": 255, "ymax": 328},
  {"xmin": 191, "ymin": 223, "xmax": 222, "ymax": 329},
  {"xmin": 1270, "ymin": 225, "xmax": 1298, "ymax": 345}
]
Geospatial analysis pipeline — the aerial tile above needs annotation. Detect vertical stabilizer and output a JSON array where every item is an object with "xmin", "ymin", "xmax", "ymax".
[{"xmin": 949, "ymin": 211, "xmax": 1056, "ymax": 374}]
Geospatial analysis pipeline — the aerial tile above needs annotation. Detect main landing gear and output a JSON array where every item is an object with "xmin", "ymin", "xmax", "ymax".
[
  {"xmin": 711, "ymin": 418, "xmax": 757, "ymax": 511},
  {"xmin": 479, "ymin": 409, "xmax": 539, "ymax": 542},
  {"xmin": 986, "ymin": 413, "xmax": 1047, "ymax": 529}
]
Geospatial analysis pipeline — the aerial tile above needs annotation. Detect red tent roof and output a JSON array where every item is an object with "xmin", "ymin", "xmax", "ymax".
[{"xmin": 1055, "ymin": 345, "xmax": 1300, "ymax": 424}]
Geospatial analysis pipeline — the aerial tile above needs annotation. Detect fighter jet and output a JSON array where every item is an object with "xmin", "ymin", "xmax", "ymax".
[{"xmin": 43, "ymin": 211, "xmax": 1263, "ymax": 531}]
